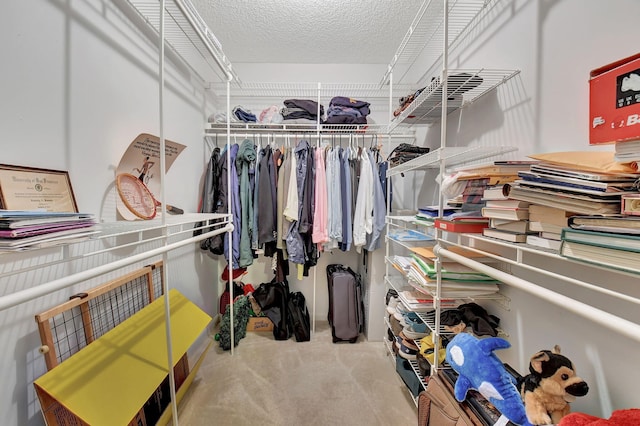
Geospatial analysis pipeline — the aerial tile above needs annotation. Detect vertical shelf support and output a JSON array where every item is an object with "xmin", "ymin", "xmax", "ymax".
[
  {"xmin": 226, "ymin": 77, "xmax": 235, "ymax": 356},
  {"xmin": 158, "ymin": 1, "xmax": 179, "ymax": 423}
]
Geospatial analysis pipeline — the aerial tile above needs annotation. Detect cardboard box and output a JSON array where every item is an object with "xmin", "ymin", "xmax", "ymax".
[
  {"xmin": 590, "ymin": 52, "xmax": 640, "ymax": 144},
  {"xmin": 246, "ymin": 317, "xmax": 274, "ymax": 332}
]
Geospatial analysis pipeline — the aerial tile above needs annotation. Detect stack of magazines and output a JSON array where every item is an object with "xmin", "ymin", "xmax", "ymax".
[
  {"xmin": 0, "ymin": 210, "xmax": 98, "ymax": 251},
  {"xmin": 406, "ymin": 248, "xmax": 500, "ymax": 298}
]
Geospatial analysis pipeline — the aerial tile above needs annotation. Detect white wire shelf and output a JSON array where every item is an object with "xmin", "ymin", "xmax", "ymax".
[
  {"xmin": 125, "ymin": 0, "xmax": 240, "ymax": 85},
  {"xmin": 209, "ymin": 81, "xmax": 415, "ymax": 100},
  {"xmin": 205, "ymin": 122, "xmax": 415, "ymax": 137},
  {"xmin": 389, "ymin": 69, "xmax": 520, "ymax": 132},
  {"xmin": 0, "ymin": 214, "xmax": 232, "ymax": 312},
  {"xmin": 386, "ymin": 145, "xmax": 518, "ymax": 177},
  {"xmin": 0, "ymin": 213, "xmax": 229, "ymax": 279},
  {"xmin": 381, "ymin": 0, "xmax": 506, "ymax": 86}
]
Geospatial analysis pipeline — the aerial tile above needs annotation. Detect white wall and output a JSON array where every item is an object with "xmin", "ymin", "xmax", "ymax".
[{"xmin": 2, "ymin": 0, "xmax": 640, "ymax": 424}]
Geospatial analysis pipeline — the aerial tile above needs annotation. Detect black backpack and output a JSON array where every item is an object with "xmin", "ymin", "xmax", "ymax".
[
  {"xmin": 288, "ymin": 291, "xmax": 311, "ymax": 342},
  {"xmin": 252, "ymin": 280, "xmax": 292, "ymax": 340}
]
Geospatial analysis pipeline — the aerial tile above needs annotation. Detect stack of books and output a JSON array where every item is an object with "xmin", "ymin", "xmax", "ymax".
[
  {"xmin": 560, "ymin": 218, "xmax": 640, "ymax": 274},
  {"xmin": 406, "ymin": 246, "xmax": 500, "ymax": 298},
  {"xmin": 506, "ymin": 163, "xmax": 639, "ymax": 216},
  {"xmin": 525, "ymin": 204, "xmax": 575, "ymax": 250},
  {"xmin": 449, "ymin": 160, "xmax": 538, "ymax": 214},
  {"xmin": 0, "ymin": 210, "xmax": 98, "ymax": 251},
  {"xmin": 614, "ymin": 139, "xmax": 640, "ymax": 163},
  {"xmin": 480, "ymin": 185, "xmax": 532, "ymax": 242}
]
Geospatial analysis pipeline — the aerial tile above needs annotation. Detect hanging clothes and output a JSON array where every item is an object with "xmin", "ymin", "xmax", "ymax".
[
  {"xmin": 236, "ymin": 139, "xmax": 256, "ymax": 267},
  {"xmin": 194, "ymin": 146, "xmax": 220, "ymax": 249},
  {"xmin": 208, "ymin": 145, "xmax": 230, "ymax": 255},
  {"xmin": 257, "ymin": 145, "xmax": 277, "ymax": 256},
  {"xmin": 350, "ymin": 146, "xmax": 359, "ymax": 215},
  {"xmin": 365, "ymin": 149, "xmax": 387, "ymax": 252},
  {"xmin": 286, "ymin": 140, "xmax": 310, "ymax": 265},
  {"xmin": 283, "ymin": 147, "xmax": 298, "ymax": 223},
  {"xmin": 283, "ymin": 139, "xmax": 318, "ymax": 277},
  {"xmin": 353, "ymin": 148, "xmax": 374, "ymax": 252},
  {"xmin": 339, "ymin": 147, "xmax": 353, "ymax": 252},
  {"xmin": 312, "ymin": 146, "xmax": 329, "ymax": 249},
  {"xmin": 223, "ymin": 143, "xmax": 241, "ymax": 269},
  {"xmin": 276, "ymin": 146, "xmax": 288, "ymax": 252},
  {"xmin": 298, "ymin": 142, "xmax": 314, "ymax": 237},
  {"xmin": 197, "ymin": 133, "xmax": 389, "ymax": 280},
  {"xmin": 379, "ymin": 159, "xmax": 391, "ymax": 209},
  {"xmin": 301, "ymin": 144, "xmax": 317, "ymax": 276},
  {"xmin": 326, "ymin": 146, "xmax": 342, "ymax": 249},
  {"xmin": 251, "ymin": 140, "xmax": 261, "ymax": 251}
]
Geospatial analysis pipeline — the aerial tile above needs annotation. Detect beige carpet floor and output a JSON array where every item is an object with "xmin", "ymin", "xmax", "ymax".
[{"xmin": 175, "ymin": 321, "xmax": 418, "ymax": 426}]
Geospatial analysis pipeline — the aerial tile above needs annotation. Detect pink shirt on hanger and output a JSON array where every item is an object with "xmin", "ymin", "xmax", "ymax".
[{"xmin": 312, "ymin": 147, "xmax": 329, "ymax": 248}]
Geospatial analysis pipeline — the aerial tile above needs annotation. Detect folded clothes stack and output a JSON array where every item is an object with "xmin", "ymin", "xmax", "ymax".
[
  {"xmin": 233, "ymin": 105, "xmax": 257, "ymax": 122},
  {"xmin": 281, "ymin": 99, "xmax": 324, "ymax": 124},
  {"xmin": 325, "ymin": 96, "xmax": 371, "ymax": 124}
]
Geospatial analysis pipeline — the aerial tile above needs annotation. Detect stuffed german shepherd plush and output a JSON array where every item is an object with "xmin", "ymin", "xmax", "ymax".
[{"xmin": 518, "ymin": 345, "xmax": 589, "ymax": 425}]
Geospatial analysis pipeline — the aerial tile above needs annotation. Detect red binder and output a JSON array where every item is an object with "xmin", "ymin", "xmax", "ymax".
[{"xmin": 434, "ymin": 217, "xmax": 489, "ymax": 233}]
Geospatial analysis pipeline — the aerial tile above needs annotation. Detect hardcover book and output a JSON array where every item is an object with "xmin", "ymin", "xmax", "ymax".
[
  {"xmin": 560, "ymin": 240, "xmax": 640, "ymax": 274},
  {"xmin": 490, "ymin": 218, "xmax": 530, "ymax": 233},
  {"xmin": 561, "ymin": 227, "xmax": 640, "ymax": 252},
  {"xmin": 481, "ymin": 207, "xmax": 529, "ymax": 221},
  {"xmin": 526, "ymin": 234, "xmax": 562, "ymax": 250},
  {"xmin": 484, "ymin": 199, "xmax": 530, "ymax": 209},
  {"xmin": 482, "ymin": 185, "xmax": 508, "ymax": 201},
  {"xmin": 540, "ymin": 231, "xmax": 561, "ymax": 241},
  {"xmin": 482, "ymin": 228, "xmax": 529, "ymax": 243},
  {"xmin": 528, "ymin": 220, "xmax": 564, "ymax": 234},
  {"xmin": 568, "ymin": 215, "xmax": 640, "ymax": 234}
]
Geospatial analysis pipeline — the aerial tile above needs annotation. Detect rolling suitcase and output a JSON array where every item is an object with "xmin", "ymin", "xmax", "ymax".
[{"xmin": 326, "ymin": 264, "xmax": 365, "ymax": 343}]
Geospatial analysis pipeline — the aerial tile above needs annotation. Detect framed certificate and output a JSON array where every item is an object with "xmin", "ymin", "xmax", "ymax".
[{"xmin": 0, "ymin": 164, "xmax": 79, "ymax": 212}]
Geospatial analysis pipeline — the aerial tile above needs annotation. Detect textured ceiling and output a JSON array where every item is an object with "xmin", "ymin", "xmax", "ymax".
[{"xmin": 190, "ymin": 0, "xmax": 425, "ymax": 64}]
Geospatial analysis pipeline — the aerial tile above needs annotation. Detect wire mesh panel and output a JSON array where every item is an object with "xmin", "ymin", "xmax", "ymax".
[
  {"xmin": 35, "ymin": 261, "xmax": 164, "ymax": 370},
  {"xmin": 87, "ymin": 275, "xmax": 152, "ymax": 342}
]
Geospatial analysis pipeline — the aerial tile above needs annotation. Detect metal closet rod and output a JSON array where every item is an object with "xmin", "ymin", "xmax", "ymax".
[
  {"xmin": 0, "ymin": 224, "xmax": 233, "ymax": 312},
  {"xmin": 434, "ymin": 245, "xmax": 640, "ymax": 343}
]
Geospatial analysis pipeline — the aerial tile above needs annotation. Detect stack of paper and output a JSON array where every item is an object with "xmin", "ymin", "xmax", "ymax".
[
  {"xmin": 507, "ymin": 152, "xmax": 640, "ymax": 216},
  {"xmin": 0, "ymin": 210, "xmax": 98, "ymax": 250},
  {"xmin": 405, "ymin": 250, "xmax": 499, "ymax": 298}
]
